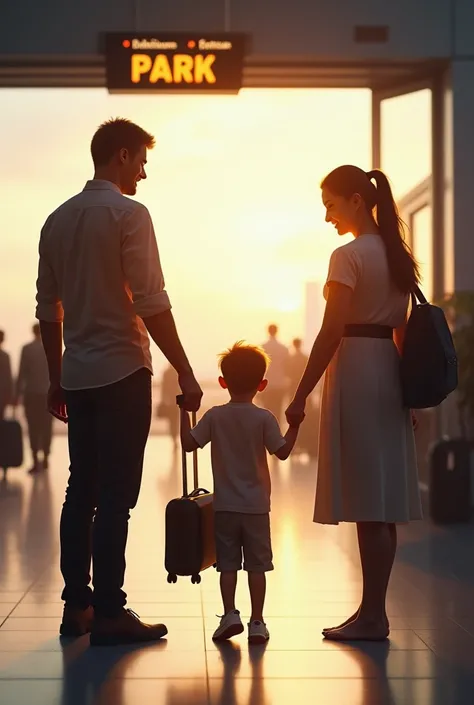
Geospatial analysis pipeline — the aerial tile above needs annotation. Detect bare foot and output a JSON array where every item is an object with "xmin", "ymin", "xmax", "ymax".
[
  {"xmin": 323, "ymin": 611, "xmax": 389, "ymax": 634},
  {"xmin": 323, "ymin": 617, "xmax": 389, "ymax": 642},
  {"xmin": 323, "ymin": 610, "xmax": 360, "ymax": 634}
]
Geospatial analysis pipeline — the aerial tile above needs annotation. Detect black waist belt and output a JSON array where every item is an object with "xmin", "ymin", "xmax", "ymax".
[{"xmin": 344, "ymin": 324, "xmax": 393, "ymax": 339}]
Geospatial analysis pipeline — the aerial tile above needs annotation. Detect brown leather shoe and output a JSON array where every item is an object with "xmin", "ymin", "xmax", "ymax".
[
  {"xmin": 90, "ymin": 608, "xmax": 168, "ymax": 647},
  {"xmin": 59, "ymin": 605, "xmax": 94, "ymax": 637}
]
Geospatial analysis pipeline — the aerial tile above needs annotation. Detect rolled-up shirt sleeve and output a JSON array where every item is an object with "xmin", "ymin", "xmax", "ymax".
[
  {"xmin": 122, "ymin": 205, "xmax": 172, "ymax": 319},
  {"xmin": 35, "ymin": 223, "xmax": 64, "ymax": 323}
]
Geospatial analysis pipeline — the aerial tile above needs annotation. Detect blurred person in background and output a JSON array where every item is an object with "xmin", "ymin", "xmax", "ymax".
[
  {"xmin": 286, "ymin": 338, "xmax": 308, "ymax": 399},
  {"xmin": 15, "ymin": 322, "xmax": 52, "ymax": 474},
  {"xmin": 0, "ymin": 330, "xmax": 13, "ymax": 420},
  {"xmin": 157, "ymin": 363, "xmax": 180, "ymax": 449},
  {"xmin": 286, "ymin": 338, "xmax": 311, "ymax": 456},
  {"xmin": 261, "ymin": 324, "xmax": 289, "ymax": 424}
]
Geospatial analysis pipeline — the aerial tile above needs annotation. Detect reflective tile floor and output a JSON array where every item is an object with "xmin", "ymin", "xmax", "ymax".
[{"xmin": 1, "ymin": 436, "xmax": 474, "ymax": 704}]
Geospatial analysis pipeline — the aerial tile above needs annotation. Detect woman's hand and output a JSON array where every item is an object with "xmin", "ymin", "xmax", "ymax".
[{"xmin": 286, "ymin": 396, "xmax": 306, "ymax": 428}]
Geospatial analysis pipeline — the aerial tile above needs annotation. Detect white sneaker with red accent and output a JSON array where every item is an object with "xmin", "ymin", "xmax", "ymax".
[
  {"xmin": 248, "ymin": 620, "xmax": 270, "ymax": 644},
  {"xmin": 212, "ymin": 610, "xmax": 244, "ymax": 641}
]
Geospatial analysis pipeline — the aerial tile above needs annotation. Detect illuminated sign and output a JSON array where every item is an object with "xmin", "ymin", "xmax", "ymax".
[{"xmin": 105, "ymin": 33, "xmax": 247, "ymax": 94}]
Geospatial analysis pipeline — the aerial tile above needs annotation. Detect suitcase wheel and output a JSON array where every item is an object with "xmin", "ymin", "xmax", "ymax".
[
  {"xmin": 191, "ymin": 574, "xmax": 201, "ymax": 585},
  {"xmin": 167, "ymin": 573, "xmax": 178, "ymax": 584}
]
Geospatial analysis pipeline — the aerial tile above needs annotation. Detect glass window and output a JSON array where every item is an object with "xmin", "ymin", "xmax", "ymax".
[
  {"xmin": 381, "ymin": 89, "xmax": 432, "ymax": 199},
  {"xmin": 411, "ymin": 205, "xmax": 433, "ymax": 302}
]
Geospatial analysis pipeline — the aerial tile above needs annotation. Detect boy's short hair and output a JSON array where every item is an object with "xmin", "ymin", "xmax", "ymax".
[
  {"xmin": 90, "ymin": 117, "xmax": 155, "ymax": 168},
  {"xmin": 219, "ymin": 341, "xmax": 270, "ymax": 394}
]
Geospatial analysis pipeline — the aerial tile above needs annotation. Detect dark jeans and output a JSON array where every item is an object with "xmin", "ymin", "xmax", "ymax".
[
  {"xmin": 24, "ymin": 393, "xmax": 53, "ymax": 456},
  {"xmin": 60, "ymin": 368, "xmax": 152, "ymax": 616}
]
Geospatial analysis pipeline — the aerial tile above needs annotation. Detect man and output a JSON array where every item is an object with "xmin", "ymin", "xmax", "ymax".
[
  {"xmin": 36, "ymin": 118, "xmax": 202, "ymax": 646},
  {"xmin": 261, "ymin": 324, "xmax": 289, "ymax": 424},
  {"xmin": 15, "ymin": 323, "xmax": 52, "ymax": 474},
  {"xmin": 0, "ymin": 330, "xmax": 13, "ymax": 419}
]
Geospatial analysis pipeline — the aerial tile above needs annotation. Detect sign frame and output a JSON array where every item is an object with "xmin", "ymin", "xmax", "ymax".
[{"xmin": 104, "ymin": 32, "xmax": 247, "ymax": 94}]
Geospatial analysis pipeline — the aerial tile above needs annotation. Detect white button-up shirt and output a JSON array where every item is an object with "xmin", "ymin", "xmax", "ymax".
[{"xmin": 35, "ymin": 180, "xmax": 171, "ymax": 390}]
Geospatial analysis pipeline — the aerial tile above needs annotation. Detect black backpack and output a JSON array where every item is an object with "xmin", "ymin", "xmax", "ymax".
[{"xmin": 400, "ymin": 286, "xmax": 458, "ymax": 409}]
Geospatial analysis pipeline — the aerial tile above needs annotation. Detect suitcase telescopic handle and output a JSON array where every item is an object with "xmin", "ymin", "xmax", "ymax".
[
  {"xmin": 177, "ymin": 395, "xmax": 199, "ymax": 497},
  {"xmin": 191, "ymin": 412, "xmax": 198, "ymax": 491}
]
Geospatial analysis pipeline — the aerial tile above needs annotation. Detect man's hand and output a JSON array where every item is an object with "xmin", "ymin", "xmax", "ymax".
[
  {"xmin": 178, "ymin": 371, "xmax": 203, "ymax": 413},
  {"xmin": 285, "ymin": 396, "xmax": 306, "ymax": 428},
  {"xmin": 47, "ymin": 383, "xmax": 68, "ymax": 423}
]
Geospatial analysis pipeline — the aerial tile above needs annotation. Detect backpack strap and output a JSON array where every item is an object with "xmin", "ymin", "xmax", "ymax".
[{"xmin": 412, "ymin": 285, "xmax": 428, "ymax": 307}]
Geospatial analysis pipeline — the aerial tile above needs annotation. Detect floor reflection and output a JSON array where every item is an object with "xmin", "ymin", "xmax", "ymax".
[
  {"xmin": 343, "ymin": 641, "xmax": 395, "ymax": 705},
  {"xmin": 24, "ymin": 470, "xmax": 55, "ymax": 583},
  {"xmin": 0, "ymin": 476, "xmax": 25, "ymax": 591},
  {"xmin": 213, "ymin": 642, "xmax": 270, "ymax": 705},
  {"xmin": 60, "ymin": 637, "xmax": 169, "ymax": 705},
  {"xmin": 1, "ymin": 436, "xmax": 474, "ymax": 705}
]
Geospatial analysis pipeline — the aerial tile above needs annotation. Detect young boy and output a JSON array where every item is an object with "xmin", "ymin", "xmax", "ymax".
[{"xmin": 179, "ymin": 341, "xmax": 301, "ymax": 644}]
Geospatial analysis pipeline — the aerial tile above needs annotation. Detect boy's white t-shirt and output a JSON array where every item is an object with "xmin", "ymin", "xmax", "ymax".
[{"xmin": 190, "ymin": 402, "xmax": 285, "ymax": 514}]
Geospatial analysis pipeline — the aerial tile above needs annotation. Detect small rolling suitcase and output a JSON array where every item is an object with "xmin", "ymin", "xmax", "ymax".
[
  {"xmin": 429, "ymin": 438, "xmax": 471, "ymax": 524},
  {"xmin": 165, "ymin": 408, "xmax": 215, "ymax": 584},
  {"xmin": 0, "ymin": 412, "xmax": 23, "ymax": 478}
]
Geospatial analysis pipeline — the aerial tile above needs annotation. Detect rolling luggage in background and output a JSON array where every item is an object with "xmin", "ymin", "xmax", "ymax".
[
  {"xmin": 429, "ymin": 438, "xmax": 471, "ymax": 524},
  {"xmin": 0, "ymin": 412, "xmax": 24, "ymax": 478},
  {"xmin": 165, "ymin": 407, "xmax": 215, "ymax": 584}
]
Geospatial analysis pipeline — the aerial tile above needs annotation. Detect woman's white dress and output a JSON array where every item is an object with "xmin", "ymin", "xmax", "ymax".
[{"xmin": 314, "ymin": 234, "xmax": 422, "ymax": 525}]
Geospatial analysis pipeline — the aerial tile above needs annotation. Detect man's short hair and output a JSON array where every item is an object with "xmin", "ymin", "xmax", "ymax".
[
  {"xmin": 219, "ymin": 341, "xmax": 270, "ymax": 394},
  {"xmin": 91, "ymin": 118, "xmax": 155, "ymax": 168},
  {"xmin": 293, "ymin": 338, "xmax": 302, "ymax": 349},
  {"xmin": 268, "ymin": 324, "xmax": 278, "ymax": 337}
]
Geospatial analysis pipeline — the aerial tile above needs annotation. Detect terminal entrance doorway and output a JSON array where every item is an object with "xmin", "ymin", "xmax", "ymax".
[{"xmin": 1, "ymin": 68, "xmax": 436, "ymax": 370}]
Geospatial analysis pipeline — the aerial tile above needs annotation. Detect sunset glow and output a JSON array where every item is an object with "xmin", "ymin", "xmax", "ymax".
[{"xmin": 1, "ymin": 87, "xmax": 430, "ymax": 377}]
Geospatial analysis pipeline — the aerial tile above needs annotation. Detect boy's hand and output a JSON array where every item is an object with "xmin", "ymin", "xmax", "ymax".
[{"xmin": 285, "ymin": 398, "xmax": 306, "ymax": 428}]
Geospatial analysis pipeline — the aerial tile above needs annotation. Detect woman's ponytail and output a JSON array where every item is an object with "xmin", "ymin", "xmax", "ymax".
[{"xmin": 366, "ymin": 169, "xmax": 420, "ymax": 294}]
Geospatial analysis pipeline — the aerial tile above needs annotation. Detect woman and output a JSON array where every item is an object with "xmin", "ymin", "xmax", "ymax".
[{"xmin": 286, "ymin": 165, "xmax": 422, "ymax": 641}]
